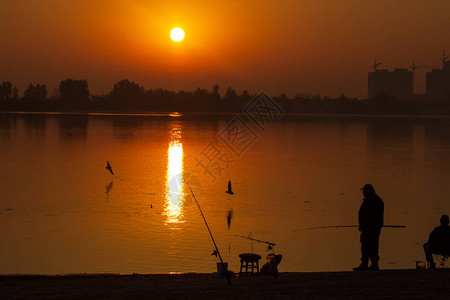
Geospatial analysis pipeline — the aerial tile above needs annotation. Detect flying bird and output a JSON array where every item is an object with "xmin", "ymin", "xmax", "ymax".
[
  {"xmin": 106, "ymin": 161, "xmax": 114, "ymax": 176},
  {"xmin": 226, "ymin": 180, "xmax": 234, "ymax": 195}
]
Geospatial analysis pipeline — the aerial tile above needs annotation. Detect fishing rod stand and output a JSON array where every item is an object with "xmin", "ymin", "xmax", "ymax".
[{"xmin": 235, "ymin": 233, "xmax": 277, "ymax": 254}]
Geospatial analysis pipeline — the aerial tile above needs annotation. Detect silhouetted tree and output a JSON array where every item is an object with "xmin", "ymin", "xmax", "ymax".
[
  {"xmin": 24, "ymin": 83, "xmax": 47, "ymax": 101},
  {"xmin": 24, "ymin": 84, "xmax": 34, "ymax": 100},
  {"xmin": 109, "ymin": 79, "xmax": 145, "ymax": 109},
  {"xmin": 193, "ymin": 87, "xmax": 208, "ymax": 98},
  {"xmin": 277, "ymin": 92, "xmax": 292, "ymax": 111},
  {"xmin": 111, "ymin": 79, "xmax": 144, "ymax": 99},
  {"xmin": 241, "ymin": 90, "xmax": 250, "ymax": 98},
  {"xmin": 5, "ymin": 76, "xmax": 450, "ymax": 115},
  {"xmin": 59, "ymin": 79, "xmax": 89, "ymax": 108},
  {"xmin": 212, "ymin": 84, "xmax": 220, "ymax": 96},
  {"xmin": 222, "ymin": 86, "xmax": 239, "ymax": 111},
  {"xmin": 203, "ymin": 84, "xmax": 222, "ymax": 111},
  {"xmin": 0, "ymin": 81, "xmax": 13, "ymax": 101},
  {"xmin": 12, "ymin": 87, "xmax": 18, "ymax": 100},
  {"xmin": 224, "ymin": 87, "xmax": 237, "ymax": 99}
]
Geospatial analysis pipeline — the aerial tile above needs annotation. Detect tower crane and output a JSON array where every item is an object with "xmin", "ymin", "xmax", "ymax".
[
  {"xmin": 373, "ymin": 59, "xmax": 382, "ymax": 71},
  {"xmin": 410, "ymin": 60, "xmax": 437, "ymax": 72},
  {"xmin": 442, "ymin": 49, "xmax": 449, "ymax": 64}
]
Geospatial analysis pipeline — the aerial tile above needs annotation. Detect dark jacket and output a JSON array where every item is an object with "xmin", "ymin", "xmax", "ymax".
[
  {"xmin": 358, "ymin": 193, "xmax": 384, "ymax": 231},
  {"xmin": 428, "ymin": 225, "xmax": 450, "ymax": 251}
]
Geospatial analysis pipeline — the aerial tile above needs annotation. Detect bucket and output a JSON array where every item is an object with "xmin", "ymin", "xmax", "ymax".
[
  {"xmin": 415, "ymin": 261, "xmax": 426, "ymax": 270},
  {"xmin": 216, "ymin": 262, "xmax": 228, "ymax": 273}
]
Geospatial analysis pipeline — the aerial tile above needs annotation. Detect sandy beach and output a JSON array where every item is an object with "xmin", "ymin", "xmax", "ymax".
[{"xmin": 1, "ymin": 269, "xmax": 449, "ymax": 299}]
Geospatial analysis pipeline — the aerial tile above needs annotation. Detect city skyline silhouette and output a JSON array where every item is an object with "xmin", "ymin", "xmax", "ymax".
[{"xmin": 2, "ymin": 1, "xmax": 450, "ymax": 98}]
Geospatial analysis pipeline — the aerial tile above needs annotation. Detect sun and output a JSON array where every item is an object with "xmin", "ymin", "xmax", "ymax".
[{"xmin": 170, "ymin": 27, "xmax": 185, "ymax": 42}]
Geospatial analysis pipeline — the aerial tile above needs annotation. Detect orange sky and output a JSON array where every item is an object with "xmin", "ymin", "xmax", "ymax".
[{"xmin": 1, "ymin": 0, "xmax": 450, "ymax": 98}]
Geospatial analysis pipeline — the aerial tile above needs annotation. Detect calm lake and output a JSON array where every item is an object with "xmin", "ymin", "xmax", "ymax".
[{"xmin": 1, "ymin": 112, "xmax": 450, "ymax": 274}]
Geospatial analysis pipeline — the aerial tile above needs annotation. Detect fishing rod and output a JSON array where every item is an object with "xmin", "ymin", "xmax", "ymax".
[
  {"xmin": 234, "ymin": 234, "xmax": 276, "ymax": 252},
  {"xmin": 304, "ymin": 225, "xmax": 406, "ymax": 230},
  {"xmin": 186, "ymin": 182, "xmax": 231, "ymax": 286}
]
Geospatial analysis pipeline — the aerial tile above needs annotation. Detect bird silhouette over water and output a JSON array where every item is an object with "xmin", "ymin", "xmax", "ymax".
[
  {"xmin": 106, "ymin": 161, "xmax": 114, "ymax": 176},
  {"xmin": 105, "ymin": 181, "xmax": 114, "ymax": 195},
  {"xmin": 226, "ymin": 180, "xmax": 234, "ymax": 195},
  {"xmin": 227, "ymin": 210, "xmax": 233, "ymax": 230}
]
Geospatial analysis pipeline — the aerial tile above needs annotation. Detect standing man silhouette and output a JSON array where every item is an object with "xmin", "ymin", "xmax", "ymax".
[{"xmin": 353, "ymin": 184, "xmax": 384, "ymax": 271}]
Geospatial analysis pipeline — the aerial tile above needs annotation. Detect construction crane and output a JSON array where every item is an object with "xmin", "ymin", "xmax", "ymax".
[
  {"xmin": 373, "ymin": 58, "xmax": 382, "ymax": 71},
  {"xmin": 410, "ymin": 60, "xmax": 437, "ymax": 72},
  {"xmin": 442, "ymin": 49, "xmax": 449, "ymax": 64}
]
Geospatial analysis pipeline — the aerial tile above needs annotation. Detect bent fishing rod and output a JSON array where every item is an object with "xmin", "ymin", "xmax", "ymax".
[
  {"xmin": 304, "ymin": 225, "xmax": 406, "ymax": 230},
  {"xmin": 234, "ymin": 234, "xmax": 277, "ymax": 252},
  {"xmin": 234, "ymin": 234, "xmax": 277, "ymax": 246},
  {"xmin": 186, "ymin": 181, "xmax": 231, "ymax": 286}
]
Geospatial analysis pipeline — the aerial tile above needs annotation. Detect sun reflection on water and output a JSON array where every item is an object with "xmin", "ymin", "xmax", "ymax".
[{"xmin": 164, "ymin": 128, "xmax": 185, "ymax": 224}]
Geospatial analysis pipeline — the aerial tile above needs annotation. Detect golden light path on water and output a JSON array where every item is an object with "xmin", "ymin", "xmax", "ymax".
[{"xmin": 164, "ymin": 128, "xmax": 185, "ymax": 224}]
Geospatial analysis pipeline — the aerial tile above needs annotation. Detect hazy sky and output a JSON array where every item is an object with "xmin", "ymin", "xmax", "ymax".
[{"xmin": 1, "ymin": 0, "xmax": 450, "ymax": 98}]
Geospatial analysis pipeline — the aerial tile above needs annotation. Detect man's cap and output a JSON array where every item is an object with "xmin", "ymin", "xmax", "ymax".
[
  {"xmin": 360, "ymin": 184, "xmax": 375, "ymax": 192},
  {"xmin": 440, "ymin": 215, "xmax": 449, "ymax": 223}
]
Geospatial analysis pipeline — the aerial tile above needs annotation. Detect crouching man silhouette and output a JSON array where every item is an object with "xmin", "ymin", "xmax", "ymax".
[{"xmin": 424, "ymin": 214, "xmax": 450, "ymax": 269}]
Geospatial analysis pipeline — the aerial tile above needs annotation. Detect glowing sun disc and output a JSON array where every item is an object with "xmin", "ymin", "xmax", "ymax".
[{"xmin": 170, "ymin": 27, "xmax": 185, "ymax": 42}]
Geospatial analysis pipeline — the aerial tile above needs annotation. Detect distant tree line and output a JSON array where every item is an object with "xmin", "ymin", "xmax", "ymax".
[
  {"xmin": 1, "ymin": 79, "xmax": 450, "ymax": 115},
  {"xmin": 0, "ymin": 81, "xmax": 18, "ymax": 101}
]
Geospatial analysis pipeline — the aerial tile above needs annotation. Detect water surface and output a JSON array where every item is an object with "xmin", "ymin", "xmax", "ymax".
[{"xmin": 1, "ymin": 112, "xmax": 450, "ymax": 274}]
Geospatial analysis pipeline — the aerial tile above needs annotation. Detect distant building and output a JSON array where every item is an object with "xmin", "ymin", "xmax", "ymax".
[
  {"xmin": 368, "ymin": 68, "xmax": 413, "ymax": 99},
  {"xmin": 426, "ymin": 61, "xmax": 450, "ymax": 101}
]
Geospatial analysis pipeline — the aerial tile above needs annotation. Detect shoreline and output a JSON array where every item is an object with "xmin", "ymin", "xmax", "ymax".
[
  {"xmin": 3, "ymin": 110, "xmax": 450, "ymax": 119},
  {"xmin": 1, "ymin": 269, "xmax": 449, "ymax": 299}
]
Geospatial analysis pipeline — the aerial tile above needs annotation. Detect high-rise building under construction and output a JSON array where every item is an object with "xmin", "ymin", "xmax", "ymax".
[
  {"xmin": 368, "ymin": 68, "xmax": 413, "ymax": 100},
  {"xmin": 426, "ymin": 61, "xmax": 450, "ymax": 101}
]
